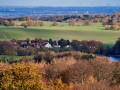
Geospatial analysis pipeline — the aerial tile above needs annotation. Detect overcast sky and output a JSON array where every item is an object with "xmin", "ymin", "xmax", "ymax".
[{"xmin": 0, "ymin": 0, "xmax": 120, "ymax": 7}]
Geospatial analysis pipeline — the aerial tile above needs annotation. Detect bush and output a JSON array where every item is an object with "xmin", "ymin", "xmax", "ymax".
[
  {"xmin": 17, "ymin": 48, "xmax": 36, "ymax": 56},
  {"xmin": 112, "ymin": 25, "xmax": 119, "ymax": 30},
  {"xmin": 34, "ymin": 52, "xmax": 45, "ymax": 63},
  {"xmin": 105, "ymin": 25, "xmax": 111, "ymax": 30},
  {"xmin": 3, "ymin": 20, "xmax": 10, "ymax": 26},
  {"xmin": 51, "ymin": 22, "xmax": 58, "ymax": 26},
  {"xmin": 34, "ymin": 52, "xmax": 56, "ymax": 63}
]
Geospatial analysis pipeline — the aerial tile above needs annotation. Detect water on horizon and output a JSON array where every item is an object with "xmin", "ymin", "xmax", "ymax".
[{"xmin": 0, "ymin": 6, "xmax": 120, "ymax": 18}]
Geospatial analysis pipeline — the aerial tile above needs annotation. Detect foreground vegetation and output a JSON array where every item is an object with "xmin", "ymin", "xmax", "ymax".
[{"xmin": 0, "ymin": 53, "xmax": 120, "ymax": 90}]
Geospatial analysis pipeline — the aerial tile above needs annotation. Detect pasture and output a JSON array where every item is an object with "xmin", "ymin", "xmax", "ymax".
[{"xmin": 0, "ymin": 21, "xmax": 120, "ymax": 45}]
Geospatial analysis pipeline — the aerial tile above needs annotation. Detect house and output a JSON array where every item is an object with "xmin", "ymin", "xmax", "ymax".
[{"xmin": 45, "ymin": 43, "xmax": 52, "ymax": 48}]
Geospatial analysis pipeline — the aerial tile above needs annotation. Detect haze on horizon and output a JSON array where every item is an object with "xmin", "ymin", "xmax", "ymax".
[{"xmin": 0, "ymin": 0, "xmax": 120, "ymax": 7}]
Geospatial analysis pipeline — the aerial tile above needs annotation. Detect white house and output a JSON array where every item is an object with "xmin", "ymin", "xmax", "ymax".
[{"xmin": 45, "ymin": 43, "xmax": 52, "ymax": 48}]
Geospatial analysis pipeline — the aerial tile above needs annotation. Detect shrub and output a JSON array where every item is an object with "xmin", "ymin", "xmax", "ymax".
[
  {"xmin": 21, "ymin": 22, "xmax": 28, "ymax": 28},
  {"xmin": 26, "ymin": 19, "xmax": 34, "ymax": 26},
  {"xmin": 10, "ymin": 21, "xmax": 16, "ymax": 26},
  {"xmin": 105, "ymin": 25, "xmax": 111, "ymax": 30},
  {"xmin": 51, "ymin": 22, "xmax": 58, "ymax": 26},
  {"xmin": 17, "ymin": 48, "xmax": 36, "ymax": 56},
  {"xmin": 34, "ymin": 52, "xmax": 45, "ymax": 63},
  {"xmin": 3, "ymin": 20, "xmax": 10, "ymax": 26},
  {"xmin": 68, "ymin": 20, "xmax": 76, "ymax": 26},
  {"xmin": 112, "ymin": 25, "xmax": 119, "ymax": 30},
  {"xmin": 34, "ymin": 51, "xmax": 56, "ymax": 63},
  {"xmin": 82, "ymin": 21, "xmax": 91, "ymax": 26}
]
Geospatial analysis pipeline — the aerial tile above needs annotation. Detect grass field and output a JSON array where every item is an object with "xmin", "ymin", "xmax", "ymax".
[
  {"xmin": 0, "ymin": 55, "xmax": 33, "ymax": 61},
  {"xmin": 0, "ymin": 21, "xmax": 120, "ymax": 45}
]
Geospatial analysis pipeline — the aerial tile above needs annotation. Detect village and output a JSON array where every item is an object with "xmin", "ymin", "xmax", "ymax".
[{"xmin": 9, "ymin": 38, "xmax": 70, "ymax": 49}]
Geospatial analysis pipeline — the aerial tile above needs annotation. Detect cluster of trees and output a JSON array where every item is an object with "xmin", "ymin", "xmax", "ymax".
[
  {"xmin": 71, "ymin": 40, "xmax": 103, "ymax": 54},
  {"xmin": 34, "ymin": 51, "xmax": 95, "ymax": 63},
  {"xmin": 21, "ymin": 19, "xmax": 45, "ymax": 28},
  {"xmin": 102, "ymin": 12, "xmax": 120, "ymax": 30},
  {"xmin": 0, "ymin": 12, "xmax": 120, "ymax": 29},
  {"xmin": 0, "ymin": 20, "xmax": 19, "ymax": 26},
  {"xmin": 0, "ymin": 17, "xmax": 60, "ymax": 28},
  {"xmin": 1, "ymin": 53, "xmax": 120, "ymax": 89}
]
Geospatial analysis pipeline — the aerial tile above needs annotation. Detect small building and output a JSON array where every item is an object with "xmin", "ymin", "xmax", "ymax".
[{"xmin": 45, "ymin": 43, "xmax": 52, "ymax": 48}]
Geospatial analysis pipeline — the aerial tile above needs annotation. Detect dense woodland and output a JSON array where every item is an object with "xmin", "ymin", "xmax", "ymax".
[{"xmin": 1, "ymin": 50, "xmax": 120, "ymax": 89}]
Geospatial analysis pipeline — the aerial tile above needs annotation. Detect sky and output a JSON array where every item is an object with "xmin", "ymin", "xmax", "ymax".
[{"xmin": 0, "ymin": 0, "xmax": 120, "ymax": 7}]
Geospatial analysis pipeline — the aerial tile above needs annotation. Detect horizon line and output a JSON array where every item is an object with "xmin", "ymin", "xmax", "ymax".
[{"xmin": 0, "ymin": 5, "xmax": 120, "ymax": 7}]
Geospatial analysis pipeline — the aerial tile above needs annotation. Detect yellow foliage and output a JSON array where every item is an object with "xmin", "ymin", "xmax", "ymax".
[
  {"xmin": 47, "ymin": 79, "xmax": 65, "ymax": 90},
  {"xmin": 0, "ymin": 62, "xmax": 46, "ymax": 90},
  {"xmin": 86, "ymin": 75, "xmax": 96, "ymax": 84}
]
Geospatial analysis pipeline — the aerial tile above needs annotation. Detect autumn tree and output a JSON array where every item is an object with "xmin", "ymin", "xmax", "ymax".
[
  {"xmin": 27, "ymin": 19, "xmax": 34, "ymax": 26},
  {"xmin": 23, "ymin": 16, "xmax": 30, "ymax": 21},
  {"xmin": 112, "ymin": 25, "xmax": 119, "ymax": 30},
  {"xmin": 39, "ymin": 21, "xmax": 44, "ymax": 26},
  {"xmin": 0, "ymin": 62, "xmax": 46, "ymax": 90},
  {"xmin": 82, "ymin": 20, "xmax": 91, "ymax": 26},
  {"xmin": 68, "ymin": 19, "xmax": 76, "ymax": 26},
  {"xmin": 3, "ymin": 20, "xmax": 10, "ymax": 26},
  {"xmin": 0, "ymin": 41, "xmax": 17, "ymax": 55},
  {"xmin": 51, "ymin": 22, "xmax": 58, "ymax": 26},
  {"xmin": 21, "ymin": 22, "xmax": 28, "ymax": 28},
  {"xmin": 102, "ymin": 18, "xmax": 108, "ymax": 25},
  {"xmin": 112, "ymin": 18, "xmax": 118, "ymax": 25},
  {"xmin": 10, "ymin": 21, "xmax": 16, "ymax": 26},
  {"xmin": 105, "ymin": 25, "xmax": 111, "ymax": 30},
  {"xmin": 62, "ymin": 61, "xmax": 94, "ymax": 83}
]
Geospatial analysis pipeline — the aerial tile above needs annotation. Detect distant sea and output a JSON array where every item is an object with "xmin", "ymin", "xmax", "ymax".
[{"xmin": 0, "ymin": 6, "xmax": 120, "ymax": 18}]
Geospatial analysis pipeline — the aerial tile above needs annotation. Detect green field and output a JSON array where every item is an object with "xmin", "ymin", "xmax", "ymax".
[
  {"xmin": 0, "ymin": 55, "xmax": 33, "ymax": 61},
  {"xmin": 0, "ymin": 21, "xmax": 120, "ymax": 45}
]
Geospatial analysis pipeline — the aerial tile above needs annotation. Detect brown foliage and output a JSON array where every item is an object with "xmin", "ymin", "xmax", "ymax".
[
  {"xmin": 82, "ymin": 20, "xmax": 91, "ymax": 26},
  {"xmin": 105, "ymin": 25, "xmax": 111, "ymax": 30},
  {"xmin": 45, "ymin": 57, "xmax": 76, "ymax": 80},
  {"xmin": 51, "ymin": 22, "xmax": 58, "ymax": 26},
  {"xmin": 0, "ymin": 41, "xmax": 17, "ymax": 55},
  {"xmin": 21, "ymin": 22, "xmax": 28, "ymax": 28},
  {"xmin": 112, "ymin": 25, "xmax": 120, "ymax": 30},
  {"xmin": 68, "ymin": 19, "xmax": 76, "ymax": 26},
  {"xmin": 62, "ymin": 61, "xmax": 94, "ymax": 83}
]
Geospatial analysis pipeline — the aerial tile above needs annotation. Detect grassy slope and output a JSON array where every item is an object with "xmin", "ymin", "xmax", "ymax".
[
  {"xmin": 0, "ymin": 21, "xmax": 120, "ymax": 45},
  {"xmin": 0, "ymin": 55, "xmax": 33, "ymax": 61}
]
